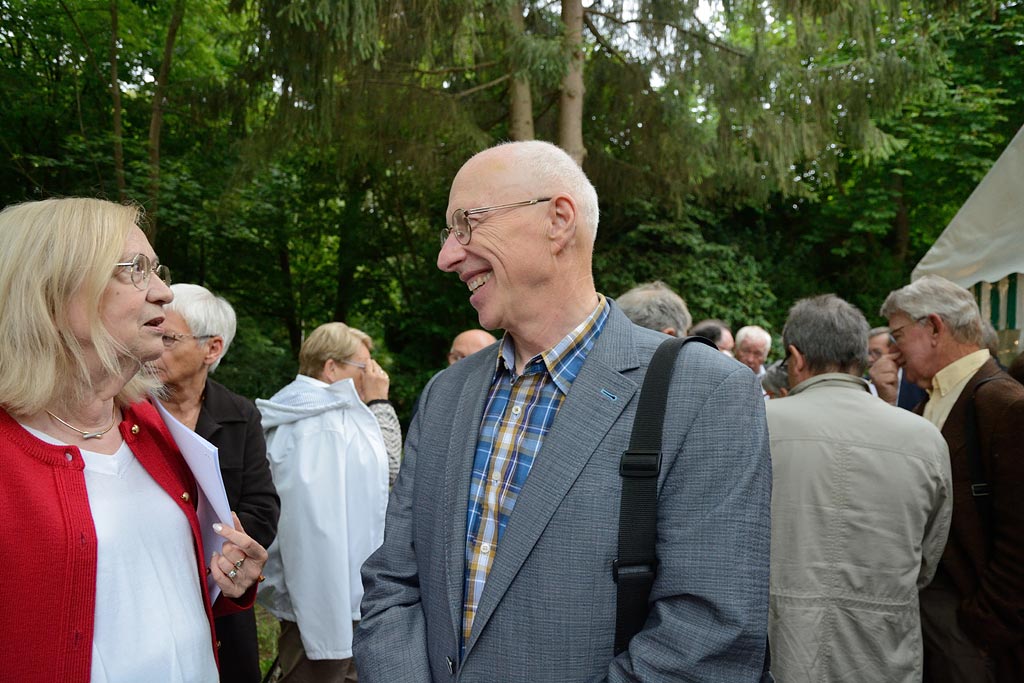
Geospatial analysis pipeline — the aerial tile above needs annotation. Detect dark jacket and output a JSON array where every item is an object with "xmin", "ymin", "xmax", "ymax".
[
  {"xmin": 924, "ymin": 358, "xmax": 1024, "ymax": 680},
  {"xmin": 198, "ymin": 378, "xmax": 280, "ymax": 683}
]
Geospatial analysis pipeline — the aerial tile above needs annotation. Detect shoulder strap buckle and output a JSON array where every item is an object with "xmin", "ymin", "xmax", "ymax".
[{"xmin": 619, "ymin": 449, "xmax": 661, "ymax": 477}]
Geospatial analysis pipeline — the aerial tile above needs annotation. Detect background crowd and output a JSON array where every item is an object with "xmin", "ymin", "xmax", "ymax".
[{"xmin": 3, "ymin": 138, "xmax": 1023, "ymax": 683}]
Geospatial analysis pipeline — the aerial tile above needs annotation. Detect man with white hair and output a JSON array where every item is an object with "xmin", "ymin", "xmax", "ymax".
[
  {"xmin": 882, "ymin": 275, "xmax": 1024, "ymax": 682},
  {"xmin": 768, "ymin": 294, "xmax": 951, "ymax": 681},
  {"xmin": 735, "ymin": 325, "xmax": 772, "ymax": 376},
  {"xmin": 616, "ymin": 281, "xmax": 692, "ymax": 337},
  {"xmin": 354, "ymin": 140, "xmax": 771, "ymax": 681}
]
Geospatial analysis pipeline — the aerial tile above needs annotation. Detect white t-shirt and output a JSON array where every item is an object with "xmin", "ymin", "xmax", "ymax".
[{"xmin": 26, "ymin": 427, "xmax": 218, "ymax": 682}]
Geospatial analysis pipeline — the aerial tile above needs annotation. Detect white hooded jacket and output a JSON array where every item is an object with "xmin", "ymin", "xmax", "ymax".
[{"xmin": 256, "ymin": 375, "xmax": 389, "ymax": 659}]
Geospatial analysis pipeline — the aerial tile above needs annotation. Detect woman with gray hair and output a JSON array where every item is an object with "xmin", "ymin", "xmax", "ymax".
[
  {"xmin": 0, "ymin": 198, "xmax": 267, "ymax": 682},
  {"xmin": 155, "ymin": 283, "xmax": 280, "ymax": 683}
]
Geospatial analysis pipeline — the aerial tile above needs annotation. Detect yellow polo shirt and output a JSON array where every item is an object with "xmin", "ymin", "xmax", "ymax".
[{"xmin": 923, "ymin": 349, "xmax": 990, "ymax": 430}]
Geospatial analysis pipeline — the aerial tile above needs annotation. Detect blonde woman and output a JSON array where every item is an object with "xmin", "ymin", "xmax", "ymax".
[
  {"xmin": 257, "ymin": 322, "xmax": 392, "ymax": 683},
  {"xmin": 0, "ymin": 198, "xmax": 267, "ymax": 682}
]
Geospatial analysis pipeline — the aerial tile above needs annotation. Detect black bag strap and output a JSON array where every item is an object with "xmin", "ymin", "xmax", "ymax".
[
  {"xmin": 964, "ymin": 374, "xmax": 1011, "ymax": 551},
  {"xmin": 613, "ymin": 336, "xmax": 714, "ymax": 655},
  {"xmin": 614, "ymin": 335, "xmax": 773, "ymax": 679}
]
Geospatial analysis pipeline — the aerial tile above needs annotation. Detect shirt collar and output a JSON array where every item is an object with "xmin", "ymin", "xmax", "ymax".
[
  {"xmin": 789, "ymin": 372, "xmax": 871, "ymax": 397},
  {"xmin": 495, "ymin": 294, "xmax": 610, "ymax": 393},
  {"xmin": 930, "ymin": 349, "xmax": 990, "ymax": 398}
]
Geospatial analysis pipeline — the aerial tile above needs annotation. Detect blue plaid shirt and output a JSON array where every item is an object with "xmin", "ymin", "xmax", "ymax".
[{"xmin": 461, "ymin": 295, "xmax": 610, "ymax": 655}]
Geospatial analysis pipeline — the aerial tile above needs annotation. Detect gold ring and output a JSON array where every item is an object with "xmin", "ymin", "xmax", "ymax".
[
  {"xmin": 234, "ymin": 558, "xmax": 244, "ymax": 569},
  {"xmin": 258, "ymin": 574, "xmax": 267, "ymax": 583},
  {"xmin": 228, "ymin": 569, "xmax": 238, "ymax": 579}
]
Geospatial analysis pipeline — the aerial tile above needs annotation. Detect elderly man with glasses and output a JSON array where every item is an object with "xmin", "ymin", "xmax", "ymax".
[
  {"xmin": 354, "ymin": 141, "xmax": 772, "ymax": 682},
  {"xmin": 767, "ymin": 294, "xmax": 951, "ymax": 681},
  {"xmin": 882, "ymin": 275, "xmax": 1024, "ymax": 683}
]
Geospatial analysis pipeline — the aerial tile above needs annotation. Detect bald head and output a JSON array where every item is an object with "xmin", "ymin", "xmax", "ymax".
[
  {"xmin": 439, "ymin": 141, "xmax": 602, "ymax": 364},
  {"xmin": 458, "ymin": 141, "xmax": 600, "ymax": 243},
  {"xmin": 448, "ymin": 329, "xmax": 498, "ymax": 365}
]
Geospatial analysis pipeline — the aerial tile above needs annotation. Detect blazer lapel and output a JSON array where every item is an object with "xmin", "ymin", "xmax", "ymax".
[
  {"xmin": 464, "ymin": 310, "xmax": 642, "ymax": 655},
  {"xmin": 444, "ymin": 351, "xmax": 501, "ymax": 645}
]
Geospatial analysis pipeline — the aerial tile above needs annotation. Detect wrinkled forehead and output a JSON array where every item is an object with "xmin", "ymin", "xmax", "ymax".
[
  {"xmin": 448, "ymin": 150, "xmax": 533, "ymax": 210},
  {"xmin": 739, "ymin": 337, "xmax": 769, "ymax": 353}
]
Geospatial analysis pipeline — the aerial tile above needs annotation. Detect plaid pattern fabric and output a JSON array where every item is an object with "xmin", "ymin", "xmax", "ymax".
[{"xmin": 461, "ymin": 296, "xmax": 610, "ymax": 656}]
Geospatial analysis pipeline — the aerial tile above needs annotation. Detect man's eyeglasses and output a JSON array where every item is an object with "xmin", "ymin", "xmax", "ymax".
[
  {"xmin": 440, "ymin": 197, "xmax": 552, "ymax": 247},
  {"xmin": 339, "ymin": 359, "xmax": 367, "ymax": 370},
  {"xmin": 114, "ymin": 253, "xmax": 170, "ymax": 290},
  {"xmin": 888, "ymin": 317, "xmax": 927, "ymax": 345},
  {"xmin": 162, "ymin": 332, "xmax": 213, "ymax": 349}
]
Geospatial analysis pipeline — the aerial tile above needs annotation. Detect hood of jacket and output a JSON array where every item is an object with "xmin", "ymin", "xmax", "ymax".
[{"xmin": 256, "ymin": 374, "xmax": 362, "ymax": 429}]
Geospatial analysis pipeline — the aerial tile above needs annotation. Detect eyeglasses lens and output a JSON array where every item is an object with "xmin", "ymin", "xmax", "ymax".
[{"xmin": 128, "ymin": 254, "xmax": 171, "ymax": 289}]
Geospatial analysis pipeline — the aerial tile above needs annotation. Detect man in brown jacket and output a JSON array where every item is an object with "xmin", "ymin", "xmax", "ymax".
[{"xmin": 882, "ymin": 275, "xmax": 1024, "ymax": 682}]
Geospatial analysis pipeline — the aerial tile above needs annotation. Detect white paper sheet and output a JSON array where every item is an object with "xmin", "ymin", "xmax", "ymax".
[{"xmin": 154, "ymin": 400, "xmax": 233, "ymax": 604}]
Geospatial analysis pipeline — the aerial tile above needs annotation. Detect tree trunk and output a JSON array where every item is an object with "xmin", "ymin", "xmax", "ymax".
[
  {"xmin": 558, "ymin": 0, "xmax": 586, "ymax": 166},
  {"xmin": 277, "ymin": 243, "xmax": 302, "ymax": 355},
  {"xmin": 507, "ymin": 1, "xmax": 534, "ymax": 141},
  {"xmin": 147, "ymin": 0, "xmax": 187, "ymax": 241},
  {"xmin": 892, "ymin": 173, "xmax": 909, "ymax": 265},
  {"xmin": 109, "ymin": 0, "xmax": 126, "ymax": 201}
]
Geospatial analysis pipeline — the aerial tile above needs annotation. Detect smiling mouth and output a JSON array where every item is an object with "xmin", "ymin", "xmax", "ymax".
[{"xmin": 467, "ymin": 272, "xmax": 492, "ymax": 293}]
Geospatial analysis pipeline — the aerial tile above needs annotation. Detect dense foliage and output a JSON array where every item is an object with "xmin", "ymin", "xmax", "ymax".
[{"xmin": 2, "ymin": 0, "xmax": 1021, "ymax": 422}]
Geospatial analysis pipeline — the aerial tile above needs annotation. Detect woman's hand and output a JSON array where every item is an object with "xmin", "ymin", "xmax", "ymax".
[
  {"xmin": 360, "ymin": 359, "xmax": 391, "ymax": 403},
  {"xmin": 210, "ymin": 512, "xmax": 269, "ymax": 599}
]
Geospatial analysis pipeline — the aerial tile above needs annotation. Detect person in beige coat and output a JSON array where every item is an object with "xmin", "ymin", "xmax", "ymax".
[{"xmin": 767, "ymin": 294, "xmax": 952, "ymax": 681}]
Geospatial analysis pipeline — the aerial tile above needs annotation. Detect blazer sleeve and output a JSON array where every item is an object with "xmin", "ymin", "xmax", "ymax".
[
  {"xmin": 353, "ymin": 382, "xmax": 433, "ymax": 682},
  {"xmin": 959, "ymin": 390, "xmax": 1024, "ymax": 652},
  {"xmin": 608, "ymin": 362, "xmax": 773, "ymax": 682}
]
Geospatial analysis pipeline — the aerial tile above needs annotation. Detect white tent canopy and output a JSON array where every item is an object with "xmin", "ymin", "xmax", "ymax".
[
  {"xmin": 913, "ymin": 123, "xmax": 1024, "ymax": 334},
  {"xmin": 913, "ymin": 123, "xmax": 1024, "ymax": 288}
]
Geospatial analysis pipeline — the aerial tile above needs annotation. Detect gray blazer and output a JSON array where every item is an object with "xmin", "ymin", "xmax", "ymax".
[{"xmin": 354, "ymin": 304, "xmax": 772, "ymax": 682}]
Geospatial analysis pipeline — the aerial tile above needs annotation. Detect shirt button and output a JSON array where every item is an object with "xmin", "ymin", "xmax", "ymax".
[
  {"xmin": 65, "ymin": 451, "xmax": 73, "ymax": 462},
  {"xmin": 511, "ymin": 405, "xmax": 521, "ymax": 415},
  {"xmin": 181, "ymin": 492, "xmax": 190, "ymax": 503},
  {"xmin": 131, "ymin": 424, "xmax": 140, "ymax": 434},
  {"xmin": 480, "ymin": 543, "xmax": 491, "ymax": 554}
]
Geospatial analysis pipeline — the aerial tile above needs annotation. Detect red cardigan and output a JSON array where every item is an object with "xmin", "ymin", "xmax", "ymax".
[{"xmin": 0, "ymin": 401, "xmax": 255, "ymax": 682}]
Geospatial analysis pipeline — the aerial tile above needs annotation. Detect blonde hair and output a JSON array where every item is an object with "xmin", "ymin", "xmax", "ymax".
[
  {"xmin": 298, "ymin": 322, "xmax": 373, "ymax": 379},
  {"xmin": 0, "ymin": 198, "xmax": 160, "ymax": 415}
]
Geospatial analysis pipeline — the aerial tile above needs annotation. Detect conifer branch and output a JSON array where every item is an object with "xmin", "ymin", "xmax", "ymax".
[
  {"xmin": 584, "ymin": 9, "xmax": 750, "ymax": 58},
  {"xmin": 452, "ymin": 73, "xmax": 511, "ymax": 98},
  {"xmin": 583, "ymin": 13, "xmax": 631, "ymax": 67}
]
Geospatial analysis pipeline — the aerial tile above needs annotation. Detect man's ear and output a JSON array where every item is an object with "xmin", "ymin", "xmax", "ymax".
[
  {"xmin": 790, "ymin": 345, "xmax": 807, "ymax": 373},
  {"xmin": 548, "ymin": 194, "xmax": 578, "ymax": 253},
  {"xmin": 204, "ymin": 336, "xmax": 224, "ymax": 368},
  {"xmin": 925, "ymin": 313, "xmax": 945, "ymax": 341}
]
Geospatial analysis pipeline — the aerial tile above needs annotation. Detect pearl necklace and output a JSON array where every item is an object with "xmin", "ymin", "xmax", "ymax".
[{"xmin": 45, "ymin": 408, "xmax": 117, "ymax": 440}]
